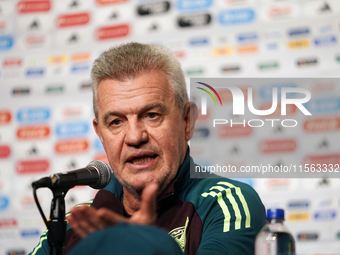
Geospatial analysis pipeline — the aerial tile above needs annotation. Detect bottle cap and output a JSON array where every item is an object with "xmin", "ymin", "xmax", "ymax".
[{"xmin": 266, "ymin": 208, "xmax": 284, "ymax": 220}]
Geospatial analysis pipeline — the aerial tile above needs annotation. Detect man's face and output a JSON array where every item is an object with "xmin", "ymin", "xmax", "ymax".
[{"xmin": 93, "ymin": 70, "xmax": 192, "ymax": 196}]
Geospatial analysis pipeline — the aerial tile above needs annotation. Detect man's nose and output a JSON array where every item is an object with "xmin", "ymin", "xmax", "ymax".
[{"xmin": 124, "ymin": 119, "xmax": 148, "ymax": 147}]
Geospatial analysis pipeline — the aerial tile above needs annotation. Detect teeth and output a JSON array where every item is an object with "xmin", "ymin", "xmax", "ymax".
[{"xmin": 131, "ymin": 157, "xmax": 154, "ymax": 164}]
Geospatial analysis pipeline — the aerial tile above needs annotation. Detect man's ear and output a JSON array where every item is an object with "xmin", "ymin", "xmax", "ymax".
[
  {"xmin": 184, "ymin": 102, "xmax": 198, "ymax": 141},
  {"xmin": 93, "ymin": 118, "xmax": 104, "ymax": 143}
]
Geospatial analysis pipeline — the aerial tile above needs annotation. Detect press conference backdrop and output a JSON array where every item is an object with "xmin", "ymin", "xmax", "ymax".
[{"xmin": 0, "ymin": 0, "xmax": 339, "ymax": 254}]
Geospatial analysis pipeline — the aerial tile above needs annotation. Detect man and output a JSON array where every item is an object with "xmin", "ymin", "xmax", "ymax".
[{"xmin": 30, "ymin": 42, "xmax": 265, "ymax": 255}]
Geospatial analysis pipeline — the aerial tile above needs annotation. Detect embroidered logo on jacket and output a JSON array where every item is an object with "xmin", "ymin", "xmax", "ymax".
[{"xmin": 168, "ymin": 217, "xmax": 189, "ymax": 252}]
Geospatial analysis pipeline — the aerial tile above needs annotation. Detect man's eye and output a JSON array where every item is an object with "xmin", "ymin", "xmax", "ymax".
[
  {"xmin": 110, "ymin": 119, "xmax": 121, "ymax": 126},
  {"xmin": 147, "ymin": 112, "xmax": 159, "ymax": 118}
]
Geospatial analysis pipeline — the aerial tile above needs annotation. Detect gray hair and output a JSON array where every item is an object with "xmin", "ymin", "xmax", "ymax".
[{"xmin": 91, "ymin": 42, "xmax": 189, "ymax": 120}]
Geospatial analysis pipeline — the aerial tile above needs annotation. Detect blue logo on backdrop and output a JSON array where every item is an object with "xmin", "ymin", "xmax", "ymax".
[
  {"xmin": 237, "ymin": 32, "xmax": 258, "ymax": 42},
  {"xmin": 288, "ymin": 200, "xmax": 310, "ymax": 209},
  {"xmin": 0, "ymin": 36, "xmax": 14, "ymax": 50},
  {"xmin": 26, "ymin": 68, "xmax": 45, "ymax": 77},
  {"xmin": 17, "ymin": 108, "xmax": 50, "ymax": 123},
  {"xmin": 177, "ymin": 0, "xmax": 212, "ymax": 11},
  {"xmin": 314, "ymin": 210, "xmax": 336, "ymax": 221},
  {"xmin": 305, "ymin": 97, "xmax": 340, "ymax": 114},
  {"xmin": 259, "ymin": 83, "xmax": 297, "ymax": 100},
  {"xmin": 94, "ymin": 138, "xmax": 104, "ymax": 151},
  {"xmin": 189, "ymin": 37, "xmax": 209, "ymax": 46},
  {"xmin": 193, "ymin": 128, "xmax": 210, "ymax": 139},
  {"xmin": 288, "ymin": 27, "xmax": 310, "ymax": 37},
  {"xmin": 56, "ymin": 121, "xmax": 89, "ymax": 137},
  {"xmin": 218, "ymin": 9, "xmax": 255, "ymax": 25},
  {"xmin": 314, "ymin": 35, "xmax": 337, "ymax": 47},
  {"xmin": 0, "ymin": 196, "xmax": 10, "ymax": 210},
  {"xmin": 71, "ymin": 64, "xmax": 90, "ymax": 73},
  {"xmin": 20, "ymin": 229, "xmax": 40, "ymax": 238}
]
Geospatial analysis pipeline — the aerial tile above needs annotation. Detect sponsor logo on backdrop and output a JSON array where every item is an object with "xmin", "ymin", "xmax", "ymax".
[
  {"xmin": 0, "ymin": 111, "xmax": 11, "ymax": 124},
  {"xmin": 305, "ymin": 97, "xmax": 340, "ymax": 114},
  {"xmin": 304, "ymin": 117, "xmax": 340, "ymax": 132},
  {"xmin": 25, "ymin": 68, "xmax": 45, "ymax": 77},
  {"xmin": 25, "ymin": 35, "xmax": 46, "ymax": 48},
  {"xmin": 288, "ymin": 200, "xmax": 310, "ymax": 209},
  {"xmin": 304, "ymin": 154, "xmax": 340, "ymax": 166},
  {"xmin": 297, "ymin": 233, "xmax": 318, "ymax": 241},
  {"xmin": 48, "ymin": 55, "xmax": 67, "ymax": 64},
  {"xmin": 71, "ymin": 64, "xmax": 90, "ymax": 73},
  {"xmin": 297, "ymin": 57, "xmax": 318, "ymax": 67},
  {"xmin": 12, "ymin": 87, "xmax": 30, "ymax": 96},
  {"xmin": 46, "ymin": 84, "xmax": 64, "ymax": 94},
  {"xmin": 288, "ymin": 213, "xmax": 310, "ymax": 221},
  {"xmin": 314, "ymin": 210, "xmax": 336, "ymax": 221},
  {"xmin": 56, "ymin": 13, "xmax": 90, "ymax": 28},
  {"xmin": 213, "ymin": 47, "xmax": 233, "ymax": 56},
  {"xmin": 314, "ymin": 35, "xmax": 337, "ymax": 47},
  {"xmin": 260, "ymin": 139, "xmax": 297, "ymax": 154},
  {"xmin": 259, "ymin": 83, "xmax": 296, "ymax": 100},
  {"xmin": 258, "ymin": 61, "xmax": 279, "ymax": 70},
  {"xmin": 189, "ymin": 37, "xmax": 209, "ymax": 46},
  {"xmin": 17, "ymin": 108, "xmax": 50, "ymax": 123},
  {"xmin": 268, "ymin": 6, "xmax": 292, "ymax": 19},
  {"xmin": 237, "ymin": 32, "xmax": 257, "ymax": 42},
  {"xmin": 185, "ymin": 68, "xmax": 204, "ymax": 76},
  {"xmin": 94, "ymin": 138, "xmax": 104, "ymax": 151},
  {"xmin": 0, "ymin": 36, "xmax": 14, "ymax": 50},
  {"xmin": 218, "ymin": 125, "xmax": 252, "ymax": 137},
  {"xmin": 137, "ymin": 1, "xmax": 170, "ymax": 16},
  {"xmin": 16, "ymin": 125, "xmax": 50, "ymax": 139},
  {"xmin": 55, "ymin": 121, "xmax": 89, "ymax": 137},
  {"xmin": 0, "ymin": 218, "xmax": 17, "ymax": 228},
  {"xmin": 96, "ymin": 24, "xmax": 129, "ymax": 40},
  {"xmin": 55, "ymin": 139, "xmax": 89, "ymax": 153},
  {"xmin": 6, "ymin": 250, "xmax": 26, "ymax": 255},
  {"xmin": 221, "ymin": 65, "xmax": 241, "ymax": 73},
  {"xmin": 17, "ymin": 1, "xmax": 51, "ymax": 13},
  {"xmin": 288, "ymin": 27, "xmax": 310, "ymax": 37},
  {"xmin": 72, "ymin": 53, "xmax": 90, "ymax": 62},
  {"xmin": 238, "ymin": 45, "xmax": 257, "ymax": 53},
  {"xmin": 16, "ymin": 160, "xmax": 49, "ymax": 174},
  {"xmin": 288, "ymin": 40, "xmax": 310, "ymax": 48},
  {"xmin": 20, "ymin": 229, "xmax": 40, "ymax": 238},
  {"xmin": 0, "ymin": 145, "xmax": 11, "ymax": 158},
  {"xmin": 177, "ymin": 0, "xmax": 212, "ymax": 11},
  {"xmin": 0, "ymin": 196, "xmax": 9, "ymax": 210},
  {"xmin": 218, "ymin": 8, "xmax": 255, "ymax": 24},
  {"xmin": 96, "ymin": 0, "xmax": 128, "ymax": 5},
  {"xmin": 2, "ymin": 58, "xmax": 22, "ymax": 68},
  {"xmin": 178, "ymin": 13, "xmax": 211, "ymax": 27},
  {"xmin": 192, "ymin": 128, "xmax": 210, "ymax": 139},
  {"xmin": 259, "ymin": 103, "xmax": 297, "ymax": 117}
]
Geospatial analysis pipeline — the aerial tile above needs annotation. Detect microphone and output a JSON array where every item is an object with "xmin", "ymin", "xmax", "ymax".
[{"xmin": 32, "ymin": 160, "xmax": 112, "ymax": 191}]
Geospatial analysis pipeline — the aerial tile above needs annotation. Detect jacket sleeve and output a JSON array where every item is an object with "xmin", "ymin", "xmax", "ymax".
[
  {"xmin": 28, "ymin": 230, "xmax": 49, "ymax": 255},
  {"xmin": 196, "ymin": 180, "xmax": 266, "ymax": 255}
]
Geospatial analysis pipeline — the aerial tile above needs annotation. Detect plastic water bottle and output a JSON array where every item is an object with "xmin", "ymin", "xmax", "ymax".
[{"xmin": 255, "ymin": 208, "xmax": 296, "ymax": 255}]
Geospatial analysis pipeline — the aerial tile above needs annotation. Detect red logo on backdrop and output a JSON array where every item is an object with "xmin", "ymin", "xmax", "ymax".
[
  {"xmin": 26, "ymin": 35, "xmax": 46, "ymax": 46},
  {"xmin": 268, "ymin": 7, "xmax": 292, "ymax": 18},
  {"xmin": 56, "ymin": 13, "xmax": 90, "ymax": 28},
  {"xmin": 218, "ymin": 125, "xmax": 252, "ymax": 138},
  {"xmin": 3, "ymin": 58, "xmax": 23, "ymax": 68},
  {"xmin": 0, "ymin": 219, "xmax": 17, "ymax": 228},
  {"xmin": 16, "ymin": 160, "xmax": 49, "ymax": 174},
  {"xmin": 259, "ymin": 103, "xmax": 297, "ymax": 117},
  {"xmin": 96, "ymin": 24, "xmax": 129, "ymax": 40},
  {"xmin": 304, "ymin": 154, "xmax": 340, "ymax": 165},
  {"xmin": 0, "ymin": 111, "xmax": 11, "ymax": 124},
  {"xmin": 173, "ymin": 51, "xmax": 185, "ymax": 59},
  {"xmin": 17, "ymin": 125, "xmax": 50, "ymax": 139},
  {"xmin": 0, "ymin": 145, "xmax": 11, "ymax": 158},
  {"xmin": 17, "ymin": 1, "xmax": 51, "ymax": 13},
  {"xmin": 304, "ymin": 117, "xmax": 340, "ymax": 132},
  {"xmin": 260, "ymin": 139, "xmax": 297, "ymax": 154},
  {"xmin": 55, "ymin": 140, "xmax": 89, "ymax": 154},
  {"xmin": 62, "ymin": 106, "xmax": 83, "ymax": 118},
  {"xmin": 96, "ymin": 0, "xmax": 128, "ymax": 5}
]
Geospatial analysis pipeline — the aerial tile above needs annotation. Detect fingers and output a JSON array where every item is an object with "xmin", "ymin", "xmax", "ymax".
[
  {"xmin": 67, "ymin": 206, "xmax": 105, "ymax": 238},
  {"xmin": 132, "ymin": 182, "xmax": 159, "ymax": 225}
]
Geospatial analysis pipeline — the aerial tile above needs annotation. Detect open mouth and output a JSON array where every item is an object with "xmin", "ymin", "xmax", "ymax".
[{"xmin": 129, "ymin": 155, "xmax": 157, "ymax": 165}]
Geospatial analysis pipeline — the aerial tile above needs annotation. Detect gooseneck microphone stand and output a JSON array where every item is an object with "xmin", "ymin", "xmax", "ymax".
[{"xmin": 47, "ymin": 189, "xmax": 67, "ymax": 255}]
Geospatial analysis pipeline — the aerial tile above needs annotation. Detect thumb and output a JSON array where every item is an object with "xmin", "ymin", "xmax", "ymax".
[{"xmin": 135, "ymin": 182, "xmax": 159, "ymax": 225}]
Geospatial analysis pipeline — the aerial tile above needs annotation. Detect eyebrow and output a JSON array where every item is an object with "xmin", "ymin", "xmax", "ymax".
[{"xmin": 102, "ymin": 102, "xmax": 166, "ymax": 125}]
